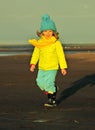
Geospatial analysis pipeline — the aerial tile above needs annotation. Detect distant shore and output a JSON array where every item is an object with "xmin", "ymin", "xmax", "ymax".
[
  {"xmin": 0, "ymin": 44, "xmax": 95, "ymax": 57},
  {"xmin": 0, "ymin": 44, "xmax": 95, "ymax": 52},
  {"xmin": 64, "ymin": 44, "xmax": 95, "ymax": 51}
]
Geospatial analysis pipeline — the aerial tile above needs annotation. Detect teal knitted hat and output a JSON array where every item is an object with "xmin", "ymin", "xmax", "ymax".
[{"xmin": 40, "ymin": 14, "xmax": 57, "ymax": 32}]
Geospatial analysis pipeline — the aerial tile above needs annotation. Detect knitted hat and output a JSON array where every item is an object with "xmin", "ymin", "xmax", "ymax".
[{"xmin": 40, "ymin": 14, "xmax": 57, "ymax": 32}]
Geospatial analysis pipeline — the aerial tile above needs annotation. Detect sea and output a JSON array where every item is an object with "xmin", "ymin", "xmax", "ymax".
[{"xmin": 0, "ymin": 44, "xmax": 95, "ymax": 56}]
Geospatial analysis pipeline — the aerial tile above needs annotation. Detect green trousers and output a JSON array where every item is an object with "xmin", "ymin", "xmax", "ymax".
[{"xmin": 36, "ymin": 70, "xmax": 57, "ymax": 93}]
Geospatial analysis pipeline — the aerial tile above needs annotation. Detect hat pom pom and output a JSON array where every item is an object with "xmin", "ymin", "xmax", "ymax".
[{"xmin": 42, "ymin": 14, "xmax": 50, "ymax": 21}]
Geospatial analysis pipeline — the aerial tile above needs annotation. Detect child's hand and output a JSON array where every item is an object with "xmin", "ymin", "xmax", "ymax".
[
  {"xmin": 61, "ymin": 69, "xmax": 67, "ymax": 76},
  {"xmin": 30, "ymin": 64, "xmax": 36, "ymax": 72}
]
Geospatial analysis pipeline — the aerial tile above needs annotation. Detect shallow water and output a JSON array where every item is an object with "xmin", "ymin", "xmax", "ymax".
[
  {"xmin": 0, "ymin": 51, "xmax": 30, "ymax": 56},
  {"xmin": 0, "ymin": 50, "xmax": 95, "ymax": 56},
  {"xmin": 0, "ymin": 44, "xmax": 95, "ymax": 56}
]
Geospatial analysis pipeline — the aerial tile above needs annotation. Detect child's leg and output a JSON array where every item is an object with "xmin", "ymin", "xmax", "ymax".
[
  {"xmin": 44, "ymin": 70, "xmax": 57, "ymax": 93},
  {"xmin": 36, "ymin": 70, "xmax": 45, "ymax": 91},
  {"xmin": 36, "ymin": 70, "xmax": 57, "ymax": 93},
  {"xmin": 36, "ymin": 70, "xmax": 58, "ymax": 107}
]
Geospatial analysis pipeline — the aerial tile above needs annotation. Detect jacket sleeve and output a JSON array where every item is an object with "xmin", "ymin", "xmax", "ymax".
[
  {"xmin": 30, "ymin": 47, "xmax": 40, "ymax": 65},
  {"xmin": 56, "ymin": 41, "xmax": 68, "ymax": 69}
]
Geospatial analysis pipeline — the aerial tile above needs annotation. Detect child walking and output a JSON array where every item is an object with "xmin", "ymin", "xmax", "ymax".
[{"xmin": 28, "ymin": 14, "xmax": 68, "ymax": 107}]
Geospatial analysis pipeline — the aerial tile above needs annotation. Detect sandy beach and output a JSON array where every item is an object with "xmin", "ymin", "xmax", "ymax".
[{"xmin": 0, "ymin": 52, "xmax": 95, "ymax": 130}]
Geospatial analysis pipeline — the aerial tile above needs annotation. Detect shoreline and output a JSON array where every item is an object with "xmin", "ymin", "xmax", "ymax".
[
  {"xmin": 0, "ymin": 50, "xmax": 95, "ymax": 57},
  {"xmin": 0, "ymin": 44, "xmax": 95, "ymax": 56},
  {"xmin": 0, "ymin": 44, "xmax": 95, "ymax": 51}
]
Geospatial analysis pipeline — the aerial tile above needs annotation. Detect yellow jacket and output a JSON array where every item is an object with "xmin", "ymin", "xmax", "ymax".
[{"xmin": 29, "ymin": 36, "xmax": 67, "ymax": 70}]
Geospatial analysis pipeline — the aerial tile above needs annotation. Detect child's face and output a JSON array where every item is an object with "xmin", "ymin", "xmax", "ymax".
[{"xmin": 42, "ymin": 30, "xmax": 53, "ymax": 39}]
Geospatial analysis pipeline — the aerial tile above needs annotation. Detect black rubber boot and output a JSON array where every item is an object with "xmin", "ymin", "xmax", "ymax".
[{"xmin": 44, "ymin": 93, "xmax": 57, "ymax": 107}]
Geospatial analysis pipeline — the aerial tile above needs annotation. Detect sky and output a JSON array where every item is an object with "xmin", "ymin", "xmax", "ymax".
[{"xmin": 0, "ymin": 0, "xmax": 95, "ymax": 45}]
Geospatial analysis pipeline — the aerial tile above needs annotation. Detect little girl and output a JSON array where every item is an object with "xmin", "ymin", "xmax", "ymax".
[{"xmin": 28, "ymin": 14, "xmax": 68, "ymax": 107}]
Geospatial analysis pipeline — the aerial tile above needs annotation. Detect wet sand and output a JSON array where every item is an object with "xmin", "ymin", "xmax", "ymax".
[{"xmin": 0, "ymin": 53, "xmax": 95, "ymax": 130}]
